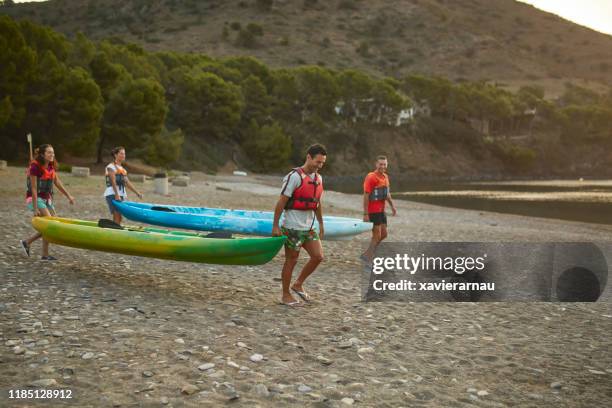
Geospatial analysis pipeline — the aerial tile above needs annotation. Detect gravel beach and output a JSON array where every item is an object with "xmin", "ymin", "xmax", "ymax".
[{"xmin": 1, "ymin": 166, "xmax": 611, "ymax": 407}]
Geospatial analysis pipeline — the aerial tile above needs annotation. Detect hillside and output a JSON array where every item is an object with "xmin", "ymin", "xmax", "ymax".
[
  {"xmin": 2, "ymin": 1, "xmax": 611, "ymax": 179},
  {"xmin": 3, "ymin": 0, "xmax": 612, "ymax": 93}
]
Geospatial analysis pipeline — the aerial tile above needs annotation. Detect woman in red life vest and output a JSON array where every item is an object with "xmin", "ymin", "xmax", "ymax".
[
  {"xmin": 104, "ymin": 146, "xmax": 143, "ymax": 225},
  {"xmin": 20, "ymin": 144, "xmax": 75, "ymax": 260}
]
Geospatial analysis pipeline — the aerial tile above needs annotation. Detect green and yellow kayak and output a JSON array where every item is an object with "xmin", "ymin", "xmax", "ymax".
[{"xmin": 32, "ymin": 217, "xmax": 286, "ymax": 265}]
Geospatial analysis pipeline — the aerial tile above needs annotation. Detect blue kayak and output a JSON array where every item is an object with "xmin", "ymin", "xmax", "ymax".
[{"xmin": 113, "ymin": 201, "xmax": 372, "ymax": 240}]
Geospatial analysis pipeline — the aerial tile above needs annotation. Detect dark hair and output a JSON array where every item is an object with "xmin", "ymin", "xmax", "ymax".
[
  {"xmin": 111, "ymin": 146, "xmax": 125, "ymax": 162},
  {"xmin": 34, "ymin": 144, "xmax": 57, "ymax": 169},
  {"xmin": 376, "ymin": 155, "xmax": 387, "ymax": 161},
  {"xmin": 306, "ymin": 143, "xmax": 327, "ymax": 158}
]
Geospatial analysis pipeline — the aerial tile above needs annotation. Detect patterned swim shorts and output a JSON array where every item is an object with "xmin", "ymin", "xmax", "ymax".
[{"xmin": 281, "ymin": 226, "xmax": 319, "ymax": 251}]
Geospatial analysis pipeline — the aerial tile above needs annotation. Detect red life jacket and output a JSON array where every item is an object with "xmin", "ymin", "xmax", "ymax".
[
  {"xmin": 26, "ymin": 161, "xmax": 55, "ymax": 196},
  {"xmin": 284, "ymin": 167, "xmax": 323, "ymax": 211}
]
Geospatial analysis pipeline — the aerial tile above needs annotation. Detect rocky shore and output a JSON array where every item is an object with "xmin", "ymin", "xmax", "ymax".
[{"xmin": 1, "ymin": 166, "xmax": 611, "ymax": 407}]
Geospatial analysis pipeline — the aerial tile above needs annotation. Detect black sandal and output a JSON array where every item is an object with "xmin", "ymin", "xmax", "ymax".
[{"xmin": 20, "ymin": 240, "xmax": 30, "ymax": 257}]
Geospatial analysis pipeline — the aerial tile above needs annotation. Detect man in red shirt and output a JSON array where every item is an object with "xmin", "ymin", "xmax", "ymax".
[{"xmin": 362, "ymin": 155, "xmax": 397, "ymax": 261}]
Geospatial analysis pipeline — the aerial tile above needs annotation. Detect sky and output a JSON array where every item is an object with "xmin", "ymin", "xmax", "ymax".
[
  {"xmin": 11, "ymin": 1, "xmax": 612, "ymax": 36},
  {"xmin": 517, "ymin": 0, "xmax": 612, "ymax": 35}
]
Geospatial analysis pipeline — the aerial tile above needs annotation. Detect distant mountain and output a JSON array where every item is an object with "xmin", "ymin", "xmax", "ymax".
[{"xmin": 4, "ymin": 0, "xmax": 612, "ymax": 93}]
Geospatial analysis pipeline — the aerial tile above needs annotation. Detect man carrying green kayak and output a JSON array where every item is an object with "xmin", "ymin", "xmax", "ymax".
[{"xmin": 272, "ymin": 144, "xmax": 327, "ymax": 307}]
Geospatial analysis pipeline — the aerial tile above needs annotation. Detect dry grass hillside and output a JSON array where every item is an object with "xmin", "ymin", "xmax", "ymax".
[{"xmin": 4, "ymin": 0, "xmax": 612, "ymax": 93}]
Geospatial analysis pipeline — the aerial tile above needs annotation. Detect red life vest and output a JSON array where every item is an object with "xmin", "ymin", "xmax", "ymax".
[
  {"xmin": 26, "ymin": 161, "xmax": 55, "ymax": 196},
  {"xmin": 284, "ymin": 167, "xmax": 323, "ymax": 211}
]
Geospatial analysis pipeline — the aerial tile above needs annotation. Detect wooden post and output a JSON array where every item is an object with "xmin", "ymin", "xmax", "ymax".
[{"xmin": 27, "ymin": 133, "xmax": 33, "ymax": 161}]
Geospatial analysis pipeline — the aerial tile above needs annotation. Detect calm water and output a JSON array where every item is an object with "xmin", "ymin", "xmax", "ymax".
[{"xmin": 326, "ymin": 178, "xmax": 612, "ymax": 225}]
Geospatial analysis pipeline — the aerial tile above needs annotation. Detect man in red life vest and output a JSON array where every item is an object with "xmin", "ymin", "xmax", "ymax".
[
  {"xmin": 361, "ymin": 155, "xmax": 397, "ymax": 261},
  {"xmin": 272, "ymin": 144, "xmax": 327, "ymax": 307}
]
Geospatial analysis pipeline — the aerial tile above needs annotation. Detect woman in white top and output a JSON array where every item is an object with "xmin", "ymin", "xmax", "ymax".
[{"xmin": 104, "ymin": 146, "xmax": 143, "ymax": 224}]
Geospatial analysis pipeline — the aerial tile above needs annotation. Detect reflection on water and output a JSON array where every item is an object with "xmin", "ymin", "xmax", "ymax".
[
  {"xmin": 328, "ymin": 178, "xmax": 612, "ymax": 225},
  {"xmin": 401, "ymin": 194, "xmax": 612, "ymax": 225}
]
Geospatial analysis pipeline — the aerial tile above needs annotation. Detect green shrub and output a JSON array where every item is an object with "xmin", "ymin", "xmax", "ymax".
[
  {"xmin": 246, "ymin": 23, "xmax": 264, "ymax": 36},
  {"xmin": 243, "ymin": 121, "xmax": 292, "ymax": 172},
  {"xmin": 356, "ymin": 41, "xmax": 370, "ymax": 57},
  {"xmin": 489, "ymin": 141, "xmax": 536, "ymax": 170},
  {"xmin": 235, "ymin": 24, "xmax": 263, "ymax": 48},
  {"xmin": 416, "ymin": 117, "xmax": 483, "ymax": 152},
  {"xmin": 57, "ymin": 163, "xmax": 72, "ymax": 173},
  {"xmin": 338, "ymin": 0, "xmax": 359, "ymax": 10},
  {"xmin": 145, "ymin": 127, "xmax": 185, "ymax": 167},
  {"xmin": 256, "ymin": 0, "xmax": 274, "ymax": 11}
]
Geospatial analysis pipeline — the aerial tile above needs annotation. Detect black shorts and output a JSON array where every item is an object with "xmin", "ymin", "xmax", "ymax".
[{"xmin": 368, "ymin": 212, "xmax": 387, "ymax": 226}]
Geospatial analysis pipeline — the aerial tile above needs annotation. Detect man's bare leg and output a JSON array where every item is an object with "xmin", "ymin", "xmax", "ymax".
[
  {"xmin": 380, "ymin": 224, "xmax": 388, "ymax": 242},
  {"xmin": 362, "ymin": 225, "xmax": 382, "ymax": 261},
  {"xmin": 291, "ymin": 239, "xmax": 324, "ymax": 295},
  {"xmin": 281, "ymin": 246, "xmax": 300, "ymax": 304}
]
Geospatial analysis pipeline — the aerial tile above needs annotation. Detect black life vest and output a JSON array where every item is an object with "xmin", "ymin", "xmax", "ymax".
[
  {"xmin": 369, "ymin": 185, "xmax": 389, "ymax": 201},
  {"xmin": 367, "ymin": 171, "xmax": 390, "ymax": 201},
  {"xmin": 105, "ymin": 164, "xmax": 127, "ymax": 193}
]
